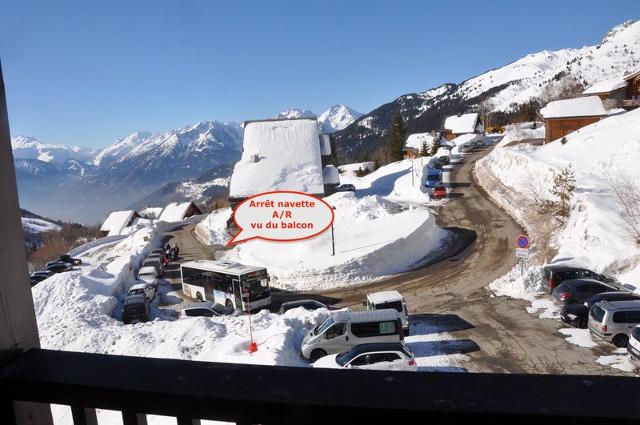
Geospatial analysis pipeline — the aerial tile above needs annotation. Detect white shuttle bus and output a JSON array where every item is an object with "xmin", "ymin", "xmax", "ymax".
[{"xmin": 180, "ymin": 260, "xmax": 271, "ymax": 312}]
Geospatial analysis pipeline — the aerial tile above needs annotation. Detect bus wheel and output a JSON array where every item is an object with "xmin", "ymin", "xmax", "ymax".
[
  {"xmin": 196, "ymin": 292, "xmax": 203, "ymax": 302},
  {"xmin": 225, "ymin": 299, "xmax": 234, "ymax": 309}
]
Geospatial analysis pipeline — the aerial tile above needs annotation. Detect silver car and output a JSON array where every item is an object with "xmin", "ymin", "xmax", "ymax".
[{"xmin": 588, "ymin": 300, "xmax": 640, "ymax": 347}]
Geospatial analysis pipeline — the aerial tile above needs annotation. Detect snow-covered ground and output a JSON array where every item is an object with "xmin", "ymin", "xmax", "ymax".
[
  {"xmin": 22, "ymin": 217, "xmax": 61, "ymax": 234},
  {"xmin": 197, "ymin": 159, "xmax": 450, "ymax": 290},
  {"xmin": 477, "ymin": 109, "xmax": 640, "ymax": 373}
]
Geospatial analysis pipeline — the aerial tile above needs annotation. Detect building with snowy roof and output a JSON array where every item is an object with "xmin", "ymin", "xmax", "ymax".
[
  {"xmin": 622, "ymin": 69, "xmax": 640, "ymax": 110},
  {"xmin": 229, "ymin": 117, "xmax": 339, "ymax": 205},
  {"xmin": 158, "ymin": 201, "xmax": 203, "ymax": 223},
  {"xmin": 539, "ymin": 96, "xmax": 606, "ymax": 143},
  {"xmin": 99, "ymin": 210, "xmax": 140, "ymax": 237},
  {"xmin": 138, "ymin": 206, "xmax": 163, "ymax": 220},
  {"xmin": 442, "ymin": 113, "xmax": 483, "ymax": 141},
  {"xmin": 582, "ymin": 77, "xmax": 628, "ymax": 110}
]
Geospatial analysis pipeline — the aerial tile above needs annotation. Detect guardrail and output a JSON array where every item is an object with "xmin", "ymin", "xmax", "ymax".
[{"xmin": 2, "ymin": 348, "xmax": 640, "ymax": 425}]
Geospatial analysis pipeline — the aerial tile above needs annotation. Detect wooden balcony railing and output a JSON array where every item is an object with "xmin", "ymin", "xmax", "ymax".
[{"xmin": 2, "ymin": 348, "xmax": 640, "ymax": 425}]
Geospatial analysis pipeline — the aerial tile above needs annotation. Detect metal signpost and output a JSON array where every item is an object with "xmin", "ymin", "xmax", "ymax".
[{"xmin": 515, "ymin": 235, "xmax": 530, "ymax": 275}]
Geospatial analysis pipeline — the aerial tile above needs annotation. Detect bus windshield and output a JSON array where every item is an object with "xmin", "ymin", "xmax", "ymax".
[{"xmin": 243, "ymin": 272, "xmax": 270, "ymax": 301}]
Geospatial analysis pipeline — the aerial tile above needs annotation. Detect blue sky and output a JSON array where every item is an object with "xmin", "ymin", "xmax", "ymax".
[{"xmin": 1, "ymin": 0, "xmax": 638, "ymax": 148}]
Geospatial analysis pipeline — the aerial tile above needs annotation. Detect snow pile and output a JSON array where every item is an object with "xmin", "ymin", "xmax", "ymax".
[
  {"xmin": 495, "ymin": 122, "xmax": 545, "ymax": 148},
  {"xmin": 338, "ymin": 161, "xmax": 375, "ymax": 175},
  {"xmin": 194, "ymin": 207, "xmax": 233, "ymax": 245},
  {"xmin": 480, "ymin": 108, "xmax": 640, "ymax": 286},
  {"xmin": 229, "ymin": 119, "xmax": 325, "ymax": 198},
  {"xmin": 220, "ymin": 192, "xmax": 447, "ymax": 290}
]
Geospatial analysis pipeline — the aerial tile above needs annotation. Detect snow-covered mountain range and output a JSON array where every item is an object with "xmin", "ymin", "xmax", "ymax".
[
  {"xmin": 277, "ymin": 105, "xmax": 363, "ymax": 133},
  {"xmin": 333, "ymin": 20, "xmax": 640, "ymax": 161}
]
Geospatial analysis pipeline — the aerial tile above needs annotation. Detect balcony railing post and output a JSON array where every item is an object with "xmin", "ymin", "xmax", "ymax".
[
  {"xmin": 70, "ymin": 406, "xmax": 98, "ymax": 425},
  {"xmin": 0, "ymin": 61, "xmax": 54, "ymax": 424},
  {"xmin": 122, "ymin": 410, "xmax": 148, "ymax": 425}
]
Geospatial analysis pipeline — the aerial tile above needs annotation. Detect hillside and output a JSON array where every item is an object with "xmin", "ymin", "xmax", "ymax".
[{"xmin": 333, "ymin": 20, "xmax": 640, "ymax": 162}]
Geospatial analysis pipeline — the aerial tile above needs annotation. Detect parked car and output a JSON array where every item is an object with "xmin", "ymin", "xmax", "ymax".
[
  {"xmin": 142, "ymin": 257, "xmax": 164, "ymax": 277},
  {"xmin": 335, "ymin": 184, "xmax": 356, "ymax": 192},
  {"xmin": 58, "ymin": 254, "xmax": 82, "ymax": 266},
  {"xmin": 151, "ymin": 249, "xmax": 169, "ymax": 266},
  {"xmin": 45, "ymin": 261, "xmax": 73, "ymax": 273},
  {"xmin": 424, "ymin": 169, "xmax": 441, "ymax": 188},
  {"xmin": 301, "ymin": 309, "xmax": 403, "ymax": 362},
  {"xmin": 436, "ymin": 156, "xmax": 450, "ymax": 166},
  {"xmin": 127, "ymin": 282, "xmax": 156, "ymax": 300},
  {"xmin": 542, "ymin": 264, "xmax": 618, "ymax": 293},
  {"xmin": 628, "ymin": 326, "xmax": 640, "ymax": 361},
  {"xmin": 364, "ymin": 290, "xmax": 410, "ymax": 336},
  {"xmin": 313, "ymin": 342, "xmax": 417, "ymax": 371},
  {"xmin": 122, "ymin": 294, "xmax": 150, "ymax": 324},
  {"xmin": 279, "ymin": 299, "xmax": 337, "ymax": 314},
  {"xmin": 30, "ymin": 271, "xmax": 52, "ymax": 286},
  {"xmin": 432, "ymin": 185, "xmax": 446, "ymax": 199},
  {"xmin": 180, "ymin": 302, "xmax": 240, "ymax": 318},
  {"xmin": 561, "ymin": 291, "xmax": 640, "ymax": 328},
  {"xmin": 552, "ymin": 279, "xmax": 625, "ymax": 306},
  {"xmin": 458, "ymin": 143, "xmax": 474, "ymax": 153},
  {"xmin": 588, "ymin": 300, "xmax": 640, "ymax": 347},
  {"xmin": 137, "ymin": 265, "xmax": 159, "ymax": 286}
]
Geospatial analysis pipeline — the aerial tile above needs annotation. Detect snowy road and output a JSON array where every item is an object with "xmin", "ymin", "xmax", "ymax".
[{"xmin": 165, "ymin": 146, "xmax": 634, "ymax": 375}]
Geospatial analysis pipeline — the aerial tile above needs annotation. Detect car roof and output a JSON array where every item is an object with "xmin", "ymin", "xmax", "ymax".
[
  {"xmin": 181, "ymin": 259, "xmax": 265, "ymax": 275},
  {"xmin": 598, "ymin": 300, "xmax": 640, "ymax": 310},
  {"xmin": 560, "ymin": 278, "xmax": 608, "ymax": 286},
  {"xmin": 130, "ymin": 283, "xmax": 146, "ymax": 290},
  {"xmin": 544, "ymin": 264, "xmax": 589, "ymax": 272},
  {"xmin": 367, "ymin": 290, "xmax": 404, "ymax": 304},
  {"xmin": 282, "ymin": 299, "xmax": 322, "ymax": 307},
  {"xmin": 344, "ymin": 342, "xmax": 408, "ymax": 355},
  {"xmin": 138, "ymin": 266, "xmax": 157, "ymax": 274},
  {"xmin": 592, "ymin": 291, "xmax": 640, "ymax": 299},
  {"xmin": 332, "ymin": 308, "xmax": 398, "ymax": 323}
]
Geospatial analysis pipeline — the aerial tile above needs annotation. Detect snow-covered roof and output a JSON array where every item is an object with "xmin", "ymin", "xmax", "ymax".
[
  {"xmin": 229, "ymin": 118, "xmax": 324, "ymax": 198},
  {"xmin": 159, "ymin": 202, "xmax": 201, "ymax": 223},
  {"xmin": 582, "ymin": 77, "xmax": 628, "ymax": 95},
  {"xmin": 100, "ymin": 210, "xmax": 137, "ymax": 236},
  {"xmin": 405, "ymin": 132, "xmax": 435, "ymax": 150},
  {"xmin": 367, "ymin": 290, "xmax": 403, "ymax": 304},
  {"xmin": 444, "ymin": 113, "xmax": 479, "ymax": 134},
  {"xmin": 624, "ymin": 69, "xmax": 640, "ymax": 81},
  {"xmin": 138, "ymin": 207, "xmax": 163, "ymax": 219},
  {"xmin": 181, "ymin": 259, "xmax": 265, "ymax": 275},
  {"xmin": 540, "ymin": 96, "xmax": 606, "ymax": 119},
  {"xmin": 450, "ymin": 133, "xmax": 483, "ymax": 146}
]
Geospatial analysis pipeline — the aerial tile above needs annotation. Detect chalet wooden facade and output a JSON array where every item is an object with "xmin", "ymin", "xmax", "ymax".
[
  {"xmin": 623, "ymin": 69, "xmax": 640, "ymax": 110},
  {"xmin": 538, "ymin": 96, "xmax": 606, "ymax": 143}
]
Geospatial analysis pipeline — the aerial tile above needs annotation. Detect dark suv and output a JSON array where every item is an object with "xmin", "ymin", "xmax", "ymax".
[
  {"xmin": 552, "ymin": 279, "xmax": 625, "ymax": 307},
  {"xmin": 542, "ymin": 264, "xmax": 617, "ymax": 293},
  {"xmin": 122, "ymin": 294, "xmax": 150, "ymax": 324},
  {"xmin": 561, "ymin": 291, "xmax": 640, "ymax": 328}
]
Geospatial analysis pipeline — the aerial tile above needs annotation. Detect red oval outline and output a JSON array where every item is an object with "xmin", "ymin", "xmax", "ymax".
[{"xmin": 227, "ymin": 190, "xmax": 336, "ymax": 246}]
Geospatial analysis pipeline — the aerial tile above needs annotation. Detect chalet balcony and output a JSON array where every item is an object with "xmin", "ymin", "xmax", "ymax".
[{"xmin": 623, "ymin": 98, "xmax": 640, "ymax": 108}]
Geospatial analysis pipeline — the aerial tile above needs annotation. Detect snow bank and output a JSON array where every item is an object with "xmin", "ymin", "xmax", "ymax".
[
  {"xmin": 22, "ymin": 217, "xmax": 61, "ymax": 233},
  {"xmin": 221, "ymin": 192, "xmax": 447, "ymax": 290}
]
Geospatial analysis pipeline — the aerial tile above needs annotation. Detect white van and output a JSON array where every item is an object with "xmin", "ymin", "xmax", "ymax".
[
  {"xmin": 301, "ymin": 309, "xmax": 403, "ymax": 362},
  {"xmin": 588, "ymin": 300, "xmax": 640, "ymax": 347},
  {"xmin": 365, "ymin": 290, "xmax": 409, "ymax": 336}
]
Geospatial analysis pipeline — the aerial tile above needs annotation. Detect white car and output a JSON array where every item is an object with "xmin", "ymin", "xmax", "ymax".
[
  {"xmin": 312, "ymin": 343, "xmax": 417, "ymax": 371},
  {"xmin": 127, "ymin": 282, "xmax": 156, "ymax": 300}
]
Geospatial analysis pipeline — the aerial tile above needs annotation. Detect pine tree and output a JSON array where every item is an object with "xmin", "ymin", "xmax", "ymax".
[
  {"xmin": 387, "ymin": 112, "xmax": 406, "ymax": 162},
  {"xmin": 420, "ymin": 140, "xmax": 429, "ymax": 156},
  {"xmin": 428, "ymin": 136, "xmax": 439, "ymax": 156},
  {"xmin": 551, "ymin": 165, "xmax": 576, "ymax": 217}
]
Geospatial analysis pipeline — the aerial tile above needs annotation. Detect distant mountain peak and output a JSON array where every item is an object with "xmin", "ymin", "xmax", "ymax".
[
  {"xmin": 318, "ymin": 104, "xmax": 363, "ymax": 133},
  {"xmin": 277, "ymin": 108, "xmax": 317, "ymax": 119}
]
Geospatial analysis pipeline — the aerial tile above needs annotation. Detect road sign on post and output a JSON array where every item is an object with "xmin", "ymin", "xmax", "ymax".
[{"xmin": 516, "ymin": 235, "xmax": 530, "ymax": 259}]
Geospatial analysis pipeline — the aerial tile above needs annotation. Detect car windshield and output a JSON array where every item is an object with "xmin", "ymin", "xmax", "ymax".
[
  {"xmin": 336, "ymin": 348, "xmax": 361, "ymax": 366},
  {"xmin": 211, "ymin": 304, "xmax": 232, "ymax": 315},
  {"xmin": 374, "ymin": 301, "xmax": 403, "ymax": 313},
  {"xmin": 316, "ymin": 316, "xmax": 335, "ymax": 335}
]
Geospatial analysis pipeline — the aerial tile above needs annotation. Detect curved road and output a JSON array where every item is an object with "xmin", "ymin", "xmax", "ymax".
[{"xmin": 165, "ymin": 147, "xmax": 631, "ymax": 375}]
